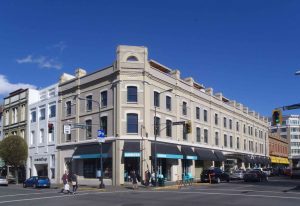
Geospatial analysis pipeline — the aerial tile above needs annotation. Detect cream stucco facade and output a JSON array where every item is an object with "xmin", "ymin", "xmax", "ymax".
[{"xmin": 56, "ymin": 45, "xmax": 269, "ymax": 186}]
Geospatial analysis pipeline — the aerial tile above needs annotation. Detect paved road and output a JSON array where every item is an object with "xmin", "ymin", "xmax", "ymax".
[{"xmin": 0, "ymin": 176, "xmax": 299, "ymax": 206}]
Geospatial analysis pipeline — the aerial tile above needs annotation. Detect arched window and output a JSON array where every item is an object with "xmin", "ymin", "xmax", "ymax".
[{"xmin": 126, "ymin": 56, "xmax": 138, "ymax": 62}]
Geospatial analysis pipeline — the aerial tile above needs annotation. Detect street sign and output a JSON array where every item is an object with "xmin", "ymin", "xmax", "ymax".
[
  {"xmin": 63, "ymin": 125, "xmax": 71, "ymax": 134},
  {"xmin": 97, "ymin": 130, "xmax": 105, "ymax": 143},
  {"xmin": 172, "ymin": 121, "xmax": 185, "ymax": 125},
  {"xmin": 73, "ymin": 123, "xmax": 87, "ymax": 129}
]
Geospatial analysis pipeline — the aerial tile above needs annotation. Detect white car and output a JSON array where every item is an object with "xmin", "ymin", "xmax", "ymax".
[{"xmin": 0, "ymin": 176, "xmax": 8, "ymax": 186}]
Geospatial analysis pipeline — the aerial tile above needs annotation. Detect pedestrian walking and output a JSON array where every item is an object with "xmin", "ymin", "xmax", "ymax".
[
  {"xmin": 131, "ymin": 170, "xmax": 138, "ymax": 190},
  {"xmin": 71, "ymin": 173, "xmax": 78, "ymax": 194},
  {"xmin": 60, "ymin": 171, "xmax": 71, "ymax": 194}
]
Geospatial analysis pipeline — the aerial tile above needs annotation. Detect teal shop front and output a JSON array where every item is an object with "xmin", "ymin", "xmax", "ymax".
[{"xmin": 151, "ymin": 142, "xmax": 183, "ymax": 181}]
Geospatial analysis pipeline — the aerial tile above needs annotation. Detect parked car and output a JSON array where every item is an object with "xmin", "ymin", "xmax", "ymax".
[
  {"xmin": 291, "ymin": 168, "xmax": 300, "ymax": 179},
  {"xmin": 262, "ymin": 168, "xmax": 271, "ymax": 176},
  {"xmin": 0, "ymin": 176, "xmax": 8, "ymax": 186},
  {"xmin": 23, "ymin": 176, "xmax": 50, "ymax": 188},
  {"xmin": 230, "ymin": 170, "xmax": 245, "ymax": 180},
  {"xmin": 283, "ymin": 168, "xmax": 291, "ymax": 176},
  {"xmin": 244, "ymin": 170, "xmax": 268, "ymax": 182},
  {"xmin": 201, "ymin": 168, "xmax": 230, "ymax": 183}
]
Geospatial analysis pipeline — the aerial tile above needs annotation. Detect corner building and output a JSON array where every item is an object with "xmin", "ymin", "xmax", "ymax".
[{"xmin": 57, "ymin": 45, "xmax": 269, "ymax": 186}]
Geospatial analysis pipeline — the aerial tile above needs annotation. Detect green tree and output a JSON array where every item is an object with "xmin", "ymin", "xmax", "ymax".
[{"xmin": 0, "ymin": 135, "xmax": 28, "ymax": 184}]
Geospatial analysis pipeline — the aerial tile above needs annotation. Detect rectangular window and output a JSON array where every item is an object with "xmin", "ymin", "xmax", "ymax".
[
  {"xmin": 243, "ymin": 125, "xmax": 246, "ymax": 134},
  {"xmin": 127, "ymin": 86, "xmax": 137, "ymax": 102},
  {"xmin": 244, "ymin": 139, "xmax": 246, "ymax": 150},
  {"xmin": 204, "ymin": 110, "xmax": 208, "ymax": 122},
  {"xmin": 86, "ymin": 95, "xmax": 93, "ymax": 111},
  {"xmin": 196, "ymin": 107, "xmax": 200, "ymax": 120},
  {"xmin": 49, "ymin": 104, "xmax": 56, "ymax": 118},
  {"xmin": 66, "ymin": 101, "xmax": 71, "ymax": 116},
  {"xmin": 101, "ymin": 91, "xmax": 108, "ymax": 107},
  {"xmin": 224, "ymin": 134, "xmax": 227, "ymax": 147},
  {"xmin": 39, "ymin": 108, "xmax": 45, "ymax": 121},
  {"xmin": 248, "ymin": 126, "xmax": 250, "ymax": 135},
  {"xmin": 13, "ymin": 107, "xmax": 18, "ymax": 123},
  {"xmin": 21, "ymin": 104, "xmax": 26, "ymax": 121},
  {"xmin": 31, "ymin": 111, "xmax": 36, "ymax": 123},
  {"xmin": 86, "ymin": 120, "xmax": 92, "ymax": 139},
  {"xmin": 204, "ymin": 129, "xmax": 208, "ymax": 143},
  {"xmin": 5, "ymin": 110, "xmax": 9, "ymax": 125},
  {"xmin": 182, "ymin": 101, "xmax": 187, "ymax": 115},
  {"xmin": 237, "ymin": 137, "xmax": 240, "ymax": 149},
  {"xmin": 66, "ymin": 133, "xmax": 71, "ymax": 142},
  {"xmin": 49, "ymin": 131, "xmax": 54, "ymax": 142},
  {"xmin": 229, "ymin": 119, "xmax": 232, "ymax": 130},
  {"xmin": 40, "ymin": 129, "xmax": 44, "ymax": 144},
  {"xmin": 127, "ymin": 113, "xmax": 138, "ymax": 133},
  {"xmin": 236, "ymin": 122, "xmax": 239, "ymax": 131},
  {"xmin": 166, "ymin": 96, "xmax": 172, "ymax": 110},
  {"xmin": 196, "ymin": 127, "xmax": 201, "ymax": 142},
  {"xmin": 215, "ymin": 132, "xmax": 219, "ymax": 146},
  {"xmin": 154, "ymin": 117, "xmax": 161, "ymax": 136},
  {"xmin": 154, "ymin": 91, "xmax": 160, "ymax": 107},
  {"xmin": 183, "ymin": 126, "xmax": 187, "ymax": 141},
  {"xmin": 223, "ymin": 117, "xmax": 227, "ymax": 128},
  {"xmin": 30, "ymin": 131, "xmax": 35, "ymax": 145},
  {"xmin": 230, "ymin": 136, "xmax": 233, "ymax": 148},
  {"xmin": 166, "ymin": 120, "xmax": 172, "ymax": 137},
  {"xmin": 215, "ymin": 114, "xmax": 218, "ymax": 125},
  {"xmin": 100, "ymin": 116, "xmax": 108, "ymax": 136}
]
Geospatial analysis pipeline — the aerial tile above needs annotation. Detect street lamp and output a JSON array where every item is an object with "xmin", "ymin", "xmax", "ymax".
[
  {"xmin": 77, "ymin": 96, "xmax": 105, "ymax": 189},
  {"xmin": 154, "ymin": 88, "xmax": 173, "ymax": 186}
]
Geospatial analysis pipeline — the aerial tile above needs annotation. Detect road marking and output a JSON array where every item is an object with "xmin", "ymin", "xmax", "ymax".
[
  {"xmin": 154, "ymin": 190, "xmax": 300, "ymax": 200},
  {"xmin": 193, "ymin": 188, "xmax": 300, "ymax": 195},
  {"xmin": 0, "ymin": 189, "xmax": 100, "ymax": 198}
]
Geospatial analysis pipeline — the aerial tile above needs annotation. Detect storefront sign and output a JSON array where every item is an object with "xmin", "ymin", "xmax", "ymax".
[
  {"xmin": 33, "ymin": 157, "xmax": 48, "ymax": 164},
  {"xmin": 186, "ymin": 155, "xmax": 197, "ymax": 160},
  {"xmin": 124, "ymin": 152, "xmax": 140, "ymax": 157},
  {"xmin": 157, "ymin": 154, "xmax": 183, "ymax": 159}
]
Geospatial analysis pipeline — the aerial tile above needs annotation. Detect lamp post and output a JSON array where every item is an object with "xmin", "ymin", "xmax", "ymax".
[
  {"xmin": 77, "ymin": 96, "xmax": 105, "ymax": 189},
  {"xmin": 154, "ymin": 88, "xmax": 173, "ymax": 187}
]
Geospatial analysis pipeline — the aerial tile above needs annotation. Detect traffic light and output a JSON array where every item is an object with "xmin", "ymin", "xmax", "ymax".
[
  {"xmin": 272, "ymin": 109, "xmax": 282, "ymax": 126},
  {"xmin": 48, "ymin": 123, "xmax": 54, "ymax": 133},
  {"xmin": 185, "ymin": 121, "xmax": 192, "ymax": 134}
]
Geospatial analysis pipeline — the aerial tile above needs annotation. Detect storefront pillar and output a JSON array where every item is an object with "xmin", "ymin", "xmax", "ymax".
[
  {"xmin": 178, "ymin": 159, "xmax": 183, "ymax": 180},
  {"xmin": 241, "ymin": 162, "xmax": 245, "ymax": 170},
  {"xmin": 113, "ymin": 140, "xmax": 124, "ymax": 186},
  {"xmin": 212, "ymin": 161, "xmax": 215, "ymax": 167}
]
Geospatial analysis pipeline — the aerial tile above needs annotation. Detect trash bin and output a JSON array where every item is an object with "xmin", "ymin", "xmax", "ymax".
[{"xmin": 158, "ymin": 177, "xmax": 165, "ymax": 186}]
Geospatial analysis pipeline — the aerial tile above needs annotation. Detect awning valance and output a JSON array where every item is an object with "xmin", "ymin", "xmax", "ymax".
[
  {"xmin": 123, "ymin": 141, "xmax": 141, "ymax": 157},
  {"xmin": 194, "ymin": 148, "xmax": 218, "ymax": 161},
  {"xmin": 214, "ymin": 150, "xmax": 225, "ymax": 161},
  {"xmin": 151, "ymin": 142, "xmax": 183, "ymax": 159},
  {"xmin": 72, "ymin": 143, "xmax": 112, "ymax": 159},
  {"xmin": 270, "ymin": 156, "xmax": 289, "ymax": 164},
  {"xmin": 181, "ymin": 146, "xmax": 197, "ymax": 160}
]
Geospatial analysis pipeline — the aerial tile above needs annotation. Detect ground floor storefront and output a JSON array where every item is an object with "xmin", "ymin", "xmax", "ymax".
[{"xmin": 56, "ymin": 140, "xmax": 270, "ymax": 185}]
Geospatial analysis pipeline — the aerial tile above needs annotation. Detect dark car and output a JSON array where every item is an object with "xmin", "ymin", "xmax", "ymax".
[
  {"xmin": 243, "ymin": 170, "xmax": 268, "ymax": 182},
  {"xmin": 291, "ymin": 168, "xmax": 300, "ymax": 179},
  {"xmin": 23, "ymin": 176, "xmax": 50, "ymax": 188},
  {"xmin": 201, "ymin": 168, "xmax": 230, "ymax": 183}
]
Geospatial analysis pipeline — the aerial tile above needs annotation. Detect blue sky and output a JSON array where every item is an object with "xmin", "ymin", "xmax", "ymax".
[{"xmin": 1, "ymin": 0, "xmax": 300, "ymax": 116}]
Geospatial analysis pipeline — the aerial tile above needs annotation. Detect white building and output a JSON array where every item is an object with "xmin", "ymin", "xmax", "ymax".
[{"xmin": 27, "ymin": 84, "xmax": 58, "ymax": 183}]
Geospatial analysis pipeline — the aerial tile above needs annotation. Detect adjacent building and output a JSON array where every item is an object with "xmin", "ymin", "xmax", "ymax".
[
  {"xmin": 57, "ymin": 45, "xmax": 269, "ymax": 186},
  {"xmin": 270, "ymin": 115, "xmax": 300, "ymax": 167},
  {"xmin": 0, "ymin": 105, "xmax": 3, "ymax": 141},
  {"xmin": 2, "ymin": 88, "xmax": 39, "ymax": 180},
  {"xmin": 26, "ymin": 84, "xmax": 58, "ymax": 183},
  {"xmin": 268, "ymin": 132, "xmax": 289, "ymax": 167}
]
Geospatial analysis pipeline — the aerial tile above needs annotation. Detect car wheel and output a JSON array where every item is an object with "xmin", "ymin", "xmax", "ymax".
[{"xmin": 226, "ymin": 178, "xmax": 230, "ymax": 183}]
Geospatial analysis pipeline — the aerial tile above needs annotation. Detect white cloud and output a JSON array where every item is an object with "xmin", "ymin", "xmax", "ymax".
[
  {"xmin": 53, "ymin": 41, "xmax": 67, "ymax": 52},
  {"xmin": 16, "ymin": 55, "xmax": 62, "ymax": 70},
  {"xmin": 0, "ymin": 74, "xmax": 37, "ymax": 96}
]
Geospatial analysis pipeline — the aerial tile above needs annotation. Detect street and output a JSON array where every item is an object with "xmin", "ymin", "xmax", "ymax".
[{"xmin": 0, "ymin": 177, "xmax": 299, "ymax": 206}]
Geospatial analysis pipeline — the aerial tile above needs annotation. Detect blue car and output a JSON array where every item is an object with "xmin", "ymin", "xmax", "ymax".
[{"xmin": 23, "ymin": 176, "xmax": 50, "ymax": 188}]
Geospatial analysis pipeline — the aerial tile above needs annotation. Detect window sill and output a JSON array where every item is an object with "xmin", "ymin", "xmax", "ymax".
[{"xmin": 126, "ymin": 102, "xmax": 138, "ymax": 104}]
